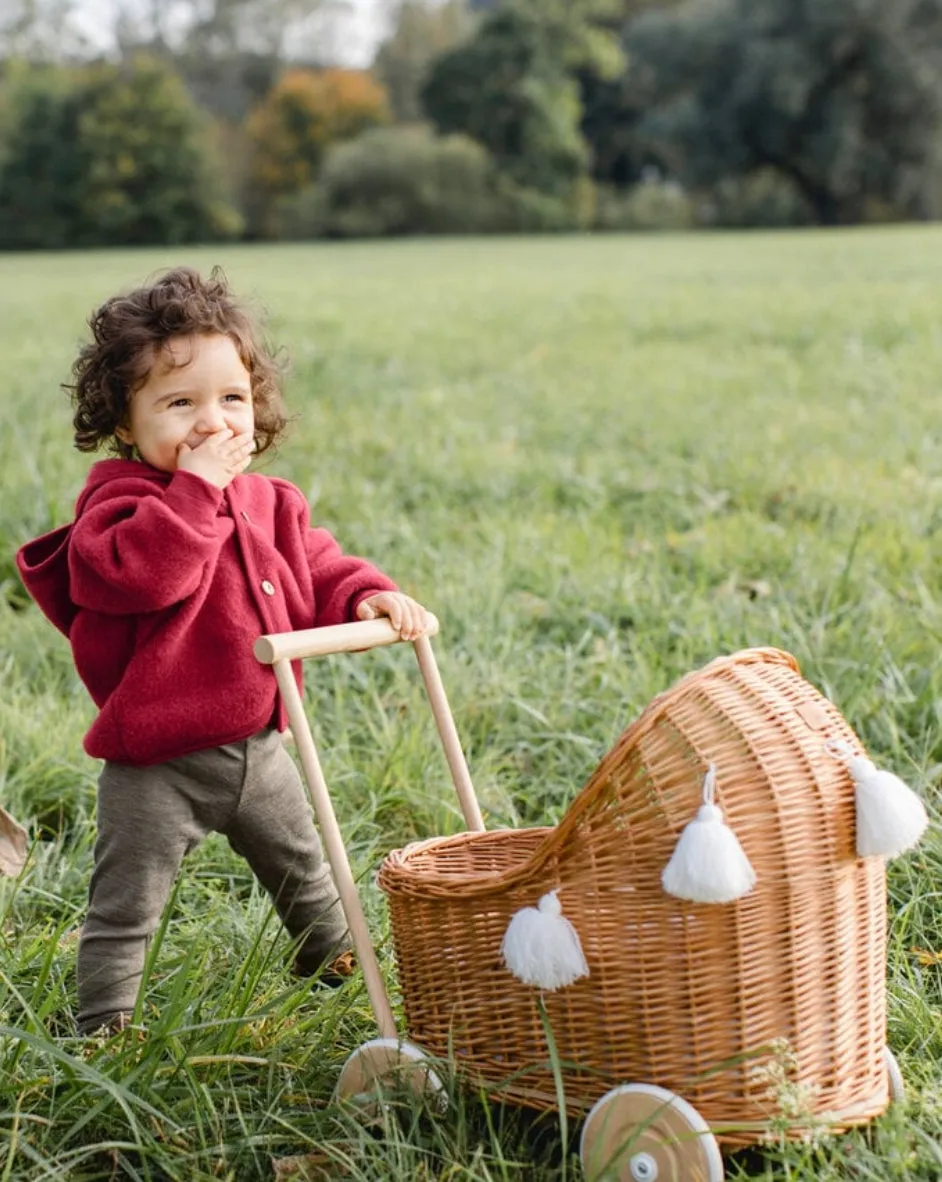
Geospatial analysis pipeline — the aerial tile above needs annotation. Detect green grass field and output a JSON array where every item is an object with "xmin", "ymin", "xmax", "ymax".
[{"xmin": 2, "ymin": 228, "xmax": 942, "ymax": 1180}]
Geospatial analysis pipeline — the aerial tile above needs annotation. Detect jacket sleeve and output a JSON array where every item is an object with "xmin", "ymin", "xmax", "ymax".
[
  {"xmin": 304, "ymin": 526, "xmax": 399, "ymax": 628},
  {"xmin": 273, "ymin": 480, "xmax": 398, "ymax": 627},
  {"xmin": 69, "ymin": 471, "xmax": 226, "ymax": 614}
]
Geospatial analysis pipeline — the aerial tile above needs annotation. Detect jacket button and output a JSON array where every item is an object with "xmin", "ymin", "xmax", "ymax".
[{"xmin": 261, "ymin": 579, "xmax": 275, "ymax": 596}]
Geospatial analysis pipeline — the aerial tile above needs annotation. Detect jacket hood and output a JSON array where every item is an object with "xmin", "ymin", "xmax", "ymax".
[
  {"xmin": 16, "ymin": 524, "xmax": 75, "ymax": 636},
  {"xmin": 74, "ymin": 458, "xmax": 170, "ymax": 513},
  {"xmin": 15, "ymin": 460, "xmax": 170, "ymax": 637}
]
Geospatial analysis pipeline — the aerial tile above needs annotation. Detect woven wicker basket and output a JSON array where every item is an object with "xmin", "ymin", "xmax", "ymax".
[{"xmin": 377, "ymin": 647, "xmax": 890, "ymax": 1147}]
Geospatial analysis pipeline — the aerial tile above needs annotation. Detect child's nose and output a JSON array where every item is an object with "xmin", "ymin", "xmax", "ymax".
[{"xmin": 195, "ymin": 405, "xmax": 227, "ymax": 433}]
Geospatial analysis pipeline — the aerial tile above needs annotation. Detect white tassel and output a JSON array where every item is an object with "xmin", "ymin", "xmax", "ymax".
[
  {"xmin": 500, "ymin": 890, "xmax": 589, "ymax": 991},
  {"xmin": 661, "ymin": 764, "xmax": 757, "ymax": 904},
  {"xmin": 848, "ymin": 755, "xmax": 929, "ymax": 859}
]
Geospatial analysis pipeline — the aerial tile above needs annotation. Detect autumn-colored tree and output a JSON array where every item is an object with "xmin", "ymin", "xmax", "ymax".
[{"xmin": 245, "ymin": 67, "xmax": 390, "ymax": 233}]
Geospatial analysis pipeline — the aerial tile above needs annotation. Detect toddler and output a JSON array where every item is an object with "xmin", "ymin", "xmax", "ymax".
[{"xmin": 16, "ymin": 266, "xmax": 432, "ymax": 1035}]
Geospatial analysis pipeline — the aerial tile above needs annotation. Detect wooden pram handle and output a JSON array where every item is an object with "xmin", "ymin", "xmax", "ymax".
[
  {"xmin": 256, "ymin": 614, "xmax": 482, "ymax": 832},
  {"xmin": 254, "ymin": 614, "xmax": 483, "ymax": 1041},
  {"xmin": 253, "ymin": 614, "xmax": 439, "ymax": 664}
]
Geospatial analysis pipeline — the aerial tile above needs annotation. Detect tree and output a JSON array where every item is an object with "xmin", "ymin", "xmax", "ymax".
[
  {"xmin": 245, "ymin": 68, "xmax": 390, "ymax": 234},
  {"xmin": 374, "ymin": 0, "xmax": 473, "ymax": 123},
  {"xmin": 625, "ymin": 0, "xmax": 942, "ymax": 223},
  {"xmin": 77, "ymin": 57, "xmax": 241, "ymax": 244},
  {"xmin": 421, "ymin": 5, "xmax": 590, "ymax": 195},
  {"xmin": 0, "ymin": 57, "xmax": 240, "ymax": 248},
  {"xmin": 568, "ymin": 0, "xmax": 685, "ymax": 187},
  {"xmin": 420, "ymin": 0, "xmax": 628, "ymax": 195},
  {"xmin": 519, "ymin": 0, "xmax": 627, "ymax": 79},
  {"xmin": 109, "ymin": 0, "xmax": 352, "ymax": 126},
  {"xmin": 577, "ymin": 69, "xmax": 648, "ymax": 187},
  {"xmin": 285, "ymin": 125, "xmax": 500, "ymax": 237},
  {"xmin": 0, "ymin": 0, "xmax": 348, "ymax": 124},
  {"xmin": 0, "ymin": 64, "xmax": 85, "ymax": 248}
]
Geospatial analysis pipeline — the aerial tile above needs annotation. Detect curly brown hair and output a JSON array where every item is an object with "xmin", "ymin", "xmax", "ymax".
[{"xmin": 69, "ymin": 266, "xmax": 289, "ymax": 460}]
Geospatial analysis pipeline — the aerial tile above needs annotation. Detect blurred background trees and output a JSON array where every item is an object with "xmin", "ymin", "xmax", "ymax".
[
  {"xmin": 374, "ymin": 0, "xmax": 471, "ymax": 123},
  {"xmin": 624, "ymin": 0, "xmax": 942, "ymax": 225},
  {"xmin": 2, "ymin": 0, "xmax": 942, "ymax": 246},
  {"xmin": 421, "ymin": 6, "xmax": 590, "ymax": 198},
  {"xmin": 0, "ymin": 57, "xmax": 239, "ymax": 248},
  {"xmin": 245, "ymin": 66, "xmax": 389, "ymax": 234}
]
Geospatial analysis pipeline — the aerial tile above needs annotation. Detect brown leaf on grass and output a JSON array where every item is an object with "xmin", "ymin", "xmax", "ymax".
[
  {"xmin": 272, "ymin": 1153, "xmax": 352, "ymax": 1181},
  {"xmin": 0, "ymin": 805, "xmax": 28, "ymax": 877},
  {"xmin": 911, "ymin": 946, "xmax": 942, "ymax": 966},
  {"xmin": 59, "ymin": 925, "xmax": 83, "ymax": 947}
]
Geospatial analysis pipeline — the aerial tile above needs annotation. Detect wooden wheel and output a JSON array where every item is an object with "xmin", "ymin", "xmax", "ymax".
[
  {"xmin": 884, "ymin": 1047, "xmax": 905, "ymax": 1104},
  {"xmin": 335, "ymin": 1038, "xmax": 447, "ymax": 1116},
  {"xmin": 580, "ymin": 1083, "xmax": 724, "ymax": 1182}
]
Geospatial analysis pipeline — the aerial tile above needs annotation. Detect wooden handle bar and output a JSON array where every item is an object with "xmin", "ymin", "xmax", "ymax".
[
  {"xmin": 255, "ymin": 619, "xmax": 482, "ymax": 1035},
  {"xmin": 273, "ymin": 660, "xmax": 397, "ymax": 1039},
  {"xmin": 255, "ymin": 615, "xmax": 484, "ymax": 833},
  {"xmin": 254, "ymin": 614, "xmax": 440, "ymax": 665},
  {"xmin": 255, "ymin": 614, "xmax": 484, "ymax": 1040}
]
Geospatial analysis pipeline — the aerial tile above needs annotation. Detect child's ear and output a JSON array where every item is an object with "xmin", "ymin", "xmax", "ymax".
[{"xmin": 115, "ymin": 424, "xmax": 133, "ymax": 446}]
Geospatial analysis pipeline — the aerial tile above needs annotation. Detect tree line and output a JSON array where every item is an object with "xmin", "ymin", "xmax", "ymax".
[{"xmin": 2, "ymin": 0, "xmax": 941, "ymax": 248}]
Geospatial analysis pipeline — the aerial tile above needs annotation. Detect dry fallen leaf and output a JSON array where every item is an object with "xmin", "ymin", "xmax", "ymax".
[
  {"xmin": 911, "ymin": 946, "xmax": 942, "ymax": 966},
  {"xmin": 0, "ymin": 805, "xmax": 28, "ymax": 877},
  {"xmin": 272, "ymin": 1152, "xmax": 352, "ymax": 1181},
  {"xmin": 59, "ymin": 926, "xmax": 83, "ymax": 948}
]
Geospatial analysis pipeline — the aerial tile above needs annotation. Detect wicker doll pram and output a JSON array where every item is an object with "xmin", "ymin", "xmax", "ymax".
[{"xmin": 256, "ymin": 625, "xmax": 919, "ymax": 1182}]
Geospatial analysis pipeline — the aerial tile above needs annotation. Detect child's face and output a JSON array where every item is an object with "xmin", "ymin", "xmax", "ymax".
[{"xmin": 116, "ymin": 333, "xmax": 255, "ymax": 473}]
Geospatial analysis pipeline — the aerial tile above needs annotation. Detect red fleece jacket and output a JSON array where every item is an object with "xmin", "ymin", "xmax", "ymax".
[{"xmin": 16, "ymin": 460, "xmax": 397, "ymax": 766}]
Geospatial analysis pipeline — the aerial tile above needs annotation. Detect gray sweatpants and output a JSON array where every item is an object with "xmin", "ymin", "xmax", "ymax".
[{"xmin": 77, "ymin": 727, "xmax": 348, "ymax": 1033}]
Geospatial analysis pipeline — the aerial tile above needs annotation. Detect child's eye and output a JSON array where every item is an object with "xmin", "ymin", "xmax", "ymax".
[
  {"xmin": 223, "ymin": 393, "xmax": 247, "ymax": 402},
  {"xmin": 169, "ymin": 398, "xmax": 192, "ymax": 408}
]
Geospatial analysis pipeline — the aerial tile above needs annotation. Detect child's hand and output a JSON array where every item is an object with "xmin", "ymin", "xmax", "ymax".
[
  {"xmin": 177, "ymin": 429, "xmax": 254, "ymax": 489},
  {"xmin": 357, "ymin": 592, "xmax": 433, "ymax": 641}
]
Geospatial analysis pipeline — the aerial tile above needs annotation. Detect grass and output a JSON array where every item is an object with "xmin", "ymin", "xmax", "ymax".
[{"xmin": 1, "ymin": 227, "xmax": 942, "ymax": 1178}]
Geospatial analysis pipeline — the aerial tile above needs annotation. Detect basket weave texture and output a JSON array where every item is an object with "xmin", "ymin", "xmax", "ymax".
[{"xmin": 377, "ymin": 648, "xmax": 890, "ymax": 1145}]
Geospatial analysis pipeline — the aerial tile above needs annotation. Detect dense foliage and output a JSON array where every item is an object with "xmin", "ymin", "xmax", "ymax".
[
  {"xmin": 245, "ymin": 67, "xmax": 390, "ymax": 234},
  {"xmin": 0, "ymin": 58, "xmax": 240, "ymax": 248},
  {"xmin": 624, "ymin": 0, "xmax": 942, "ymax": 224},
  {"xmin": 421, "ymin": 7, "xmax": 588, "ymax": 196},
  {"xmin": 3, "ymin": 0, "xmax": 942, "ymax": 242}
]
